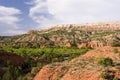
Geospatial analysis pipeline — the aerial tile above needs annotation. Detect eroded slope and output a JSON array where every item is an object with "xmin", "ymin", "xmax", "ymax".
[{"xmin": 34, "ymin": 47, "xmax": 120, "ymax": 80}]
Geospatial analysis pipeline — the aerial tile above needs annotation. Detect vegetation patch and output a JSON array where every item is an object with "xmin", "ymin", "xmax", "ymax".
[
  {"xmin": 113, "ymin": 48, "xmax": 119, "ymax": 53},
  {"xmin": 0, "ymin": 46, "xmax": 92, "ymax": 80},
  {"xmin": 100, "ymin": 72, "xmax": 111, "ymax": 79},
  {"xmin": 100, "ymin": 71, "xmax": 119, "ymax": 80},
  {"xmin": 111, "ymin": 42, "xmax": 120, "ymax": 47},
  {"xmin": 98, "ymin": 57, "xmax": 113, "ymax": 66}
]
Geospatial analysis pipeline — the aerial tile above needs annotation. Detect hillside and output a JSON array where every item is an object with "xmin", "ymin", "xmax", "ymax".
[
  {"xmin": 1, "ymin": 22, "xmax": 120, "ymax": 80},
  {"xmin": 34, "ymin": 46, "xmax": 120, "ymax": 80},
  {"xmin": 0, "ymin": 22, "xmax": 120, "ymax": 48}
]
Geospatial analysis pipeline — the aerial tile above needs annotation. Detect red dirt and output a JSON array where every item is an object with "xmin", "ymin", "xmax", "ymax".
[
  {"xmin": 61, "ymin": 70, "xmax": 103, "ymax": 80},
  {"xmin": 0, "ymin": 68, "xmax": 5, "ymax": 76},
  {"xmin": 0, "ymin": 52, "xmax": 25, "ymax": 66},
  {"xmin": 82, "ymin": 46, "xmax": 119, "ymax": 59},
  {"xmin": 34, "ymin": 65, "xmax": 68, "ymax": 80},
  {"xmin": 34, "ymin": 46, "xmax": 120, "ymax": 80}
]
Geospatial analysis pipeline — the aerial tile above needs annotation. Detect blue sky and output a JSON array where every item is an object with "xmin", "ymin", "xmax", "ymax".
[{"xmin": 0, "ymin": 0, "xmax": 120, "ymax": 36}]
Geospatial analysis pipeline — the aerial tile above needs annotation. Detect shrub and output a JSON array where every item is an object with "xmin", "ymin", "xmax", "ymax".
[
  {"xmin": 2, "ymin": 70, "xmax": 13, "ymax": 80},
  {"xmin": 24, "ymin": 73, "xmax": 33, "ymax": 80},
  {"xmin": 113, "ymin": 48, "xmax": 119, "ymax": 53},
  {"xmin": 113, "ymin": 77, "xmax": 119, "ymax": 80},
  {"xmin": 17, "ymin": 76, "xmax": 23, "ymax": 80},
  {"xmin": 100, "ymin": 73, "xmax": 110, "ymax": 79},
  {"xmin": 100, "ymin": 72, "xmax": 119, "ymax": 80},
  {"xmin": 31, "ymin": 67, "xmax": 39, "ymax": 75},
  {"xmin": 98, "ymin": 57, "xmax": 113, "ymax": 66},
  {"xmin": 111, "ymin": 42, "xmax": 120, "ymax": 47}
]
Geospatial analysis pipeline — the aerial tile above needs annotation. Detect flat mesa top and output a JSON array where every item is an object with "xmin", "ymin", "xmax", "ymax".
[{"xmin": 38, "ymin": 22, "xmax": 120, "ymax": 33}]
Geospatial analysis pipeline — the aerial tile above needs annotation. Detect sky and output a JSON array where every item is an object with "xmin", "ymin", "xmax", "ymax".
[{"xmin": 0, "ymin": 0, "xmax": 120, "ymax": 36}]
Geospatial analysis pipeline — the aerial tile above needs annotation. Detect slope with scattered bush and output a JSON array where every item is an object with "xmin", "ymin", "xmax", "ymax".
[
  {"xmin": 34, "ymin": 46, "xmax": 120, "ymax": 80},
  {"xmin": 0, "ymin": 22, "xmax": 120, "ymax": 48}
]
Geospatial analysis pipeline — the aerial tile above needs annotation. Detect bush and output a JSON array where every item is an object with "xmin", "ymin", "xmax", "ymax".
[
  {"xmin": 113, "ymin": 77, "xmax": 119, "ymax": 80},
  {"xmin": 113, "ymin": 48, "xmax": 119, "ymax": 53},
  {"xmin": 2, "ymin": 70, "xmax": 13, "ymax": 80},
  {"xmin": 100, "ymin": 72, "xmax": 119, "ymax": 80},
  {"xmin": 31, "ymin": 67, "xmax": 39, "ymax": 75},
  {"xmin": 111, "ymin": 42, "xmax": 120, "ymax": 47},
  {"xmin": 100, "ymin": 73, "xmax": 110, "ymax": 79},
  {"xmin": 98, "ymin": 57, "xmax": 113, "ymax": 66},
  {"xmin": 17, "ymin": 76, "xmax": 23, "ymax": 80}
]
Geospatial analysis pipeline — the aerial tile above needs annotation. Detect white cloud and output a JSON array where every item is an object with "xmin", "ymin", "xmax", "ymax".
[
  {"xmin": 28, "ymin": 0, "xmax": 62, "ymax": 28},
  {"xmin": 0, "ymin": 6, "xmax": 25, "ymax": 35},
  {"xmin": 2, "ymin": 30, "xmax": 25, "ymax": 35},
  {"xmin": 0, "ymin": 6, "xmax": 21, "ymax": 25},
  {"xmin": 29, "ymin": 0, "xmax": 120, "ymax": 28}
]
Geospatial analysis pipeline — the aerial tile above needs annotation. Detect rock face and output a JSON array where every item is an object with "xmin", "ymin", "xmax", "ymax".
[
  {"xmin": 0, "ymin": 22, "xmax": 120, "ymax": 48},
  {"xmin": 47, "ymin": 22, "xmax": 120, "ymax": 31},
  {"xmin": 65, "ymin": 43, "xmax": 71, "ymax": 47},
  {"xmin": 77, "ymin": 41, "xmax": 108, "ymax": 48},
  {"xmin": 34, "ymin": 65, "xmax": 68, "ymax": 80},
  {"xmin": 34, "ymin": 47, "xmax": 120, "ymax": 80},
  {"xmin": 0, "ymin": 42, "xmax": 5, "ymax": 46}
]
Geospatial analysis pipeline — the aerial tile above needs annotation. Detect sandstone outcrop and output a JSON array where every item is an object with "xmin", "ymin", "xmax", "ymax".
[{"xmin": 77, "ymin": 41, "xmax": 109, "ymax": 48}]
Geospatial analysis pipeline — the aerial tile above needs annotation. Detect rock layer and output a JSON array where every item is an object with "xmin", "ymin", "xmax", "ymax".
[{"xmin": 0, "ymin": 22, "xmax": 120, "ymax": 48}]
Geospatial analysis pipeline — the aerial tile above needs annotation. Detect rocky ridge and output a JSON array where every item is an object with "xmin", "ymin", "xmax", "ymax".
[{"xmin": 0, "ymin": 22, "xmax": 120, "ymax": 48}]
